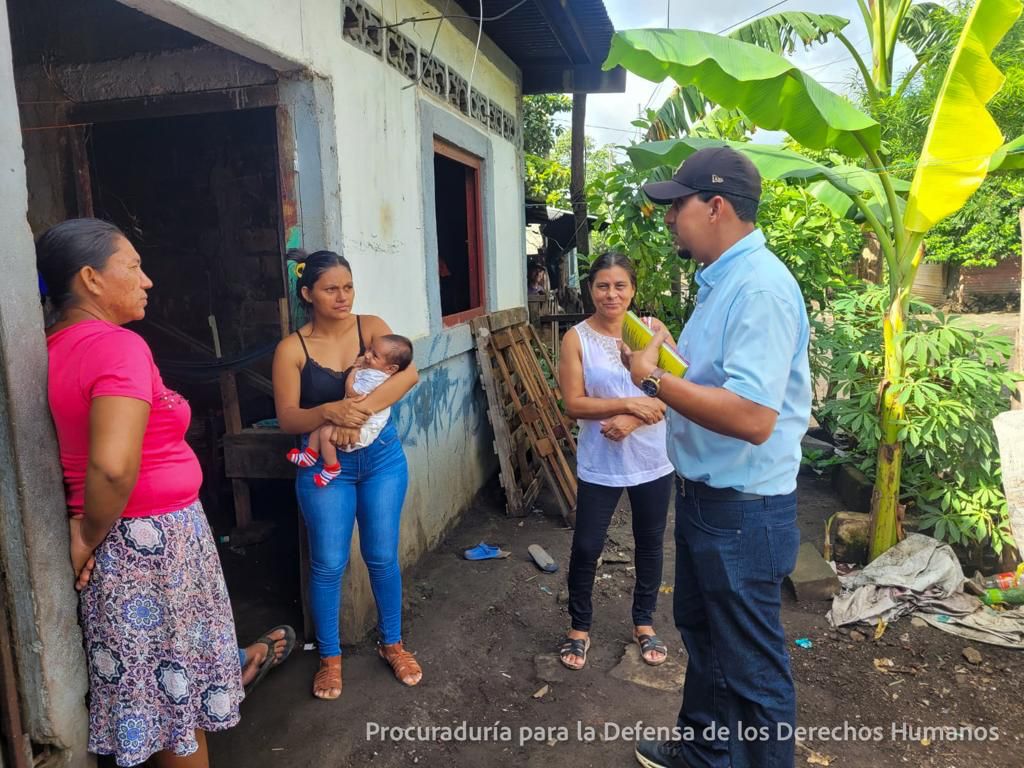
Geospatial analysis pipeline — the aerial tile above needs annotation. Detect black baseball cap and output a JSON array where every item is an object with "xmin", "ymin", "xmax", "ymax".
[{"xmin": 642, "ymin": 146, "xmax": 761, "ymax": 204}]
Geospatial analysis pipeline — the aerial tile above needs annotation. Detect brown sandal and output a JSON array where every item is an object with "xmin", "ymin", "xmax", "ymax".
[
  {"xmin": 378, "ymin": 641, "xmax": 422, "ymax": 686},
  {"xmin": 313, "ymin": 655, "xmax": 342, "ymax": 700}
]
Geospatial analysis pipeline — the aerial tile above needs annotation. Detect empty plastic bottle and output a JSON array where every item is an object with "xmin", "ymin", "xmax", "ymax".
[
  {"xmin": 981, "ymin": 587, "xmax": 1024, "ymax": 607},
  {"xmin": 981, "ymin": 571, "xmax": 1020, "ymax": 589}
]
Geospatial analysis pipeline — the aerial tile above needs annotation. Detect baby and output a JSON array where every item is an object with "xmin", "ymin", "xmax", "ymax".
[{"xmin": 286, "ymin": 334, "xmax": 413, "ymax": 487}]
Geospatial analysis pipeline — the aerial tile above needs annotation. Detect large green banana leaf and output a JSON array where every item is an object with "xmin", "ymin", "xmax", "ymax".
[
  {"xmin": 604, "ymin": 29, "xmax": 880, "ymax": 158},
  {"xmin": 904, "ymin": 0, "xmax": 1024, "ymax": 234},
  {"xmin": 626, "ymin": 137, "xmax": 907, "ymax": 221},
  {"xmin": 645, "ymin": 12, "xmax": 857, "ymax": 142},
  {"xmin": 989, "ymin": 133, "xmax": 1024, "ymax": 171},
  {"xmin": 628, "ymin": 138, "xmax": 857, "ymax": 196},
  {"xmin": 805, "ymin": 180, "xmax": 860, "ymax": 219}
]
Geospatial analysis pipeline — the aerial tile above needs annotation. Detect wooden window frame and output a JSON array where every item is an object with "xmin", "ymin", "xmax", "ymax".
[{"xmin": 434, "ymin": 138, "xmax": 486, "ymax": 327}]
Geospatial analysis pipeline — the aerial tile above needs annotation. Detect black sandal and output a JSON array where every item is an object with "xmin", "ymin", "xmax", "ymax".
[
  {"xmin": 635, "ymin": 633, "xmax": 668, "ymax": 666},
  {"xmin": 558, "ymin": 636, "xmax": 591, "ymax": 670},
  {"xmin": 244, "ymin": 624, "xmax": 297, "ymax": 695}
]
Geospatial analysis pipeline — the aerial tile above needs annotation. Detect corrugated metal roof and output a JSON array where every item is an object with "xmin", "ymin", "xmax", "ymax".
[{"xmin": 452, "ymin": 0, "xmax": 624, "ymax": 93}]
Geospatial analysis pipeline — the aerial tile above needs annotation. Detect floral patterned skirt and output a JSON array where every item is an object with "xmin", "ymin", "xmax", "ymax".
[{"xmin": 79, "ymin": 501, "xmax": 243, "ymax": 766}]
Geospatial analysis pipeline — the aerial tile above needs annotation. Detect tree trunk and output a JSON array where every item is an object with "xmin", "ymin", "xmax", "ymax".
[
  {"xmin": 868, "ymin": 298, "xmax": 906, "ymax": 560},
  {"xmin": 571, "ymin": 92, "xmax": 589, "ymax": 259},
  {"xmin": 868, "ymin": 239, "xmax": 925, "ymax": 560}
]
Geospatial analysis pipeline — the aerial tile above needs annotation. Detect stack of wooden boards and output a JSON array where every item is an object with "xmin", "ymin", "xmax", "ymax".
[{"xmin": 471, "ymin": 308, "xmax": 577, "ymax": 526}]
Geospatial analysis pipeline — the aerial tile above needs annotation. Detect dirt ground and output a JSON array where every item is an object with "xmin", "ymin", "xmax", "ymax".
[
  {"xmin": 207, "ymin": 469, "xmax": 1023, "ymax": 768},
  {"xmin": 954, "ymin": 311, "xmax": 1018, "ymax": 339}
]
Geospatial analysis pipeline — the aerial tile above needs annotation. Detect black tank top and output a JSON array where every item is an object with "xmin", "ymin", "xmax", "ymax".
[{"xmin": 297, "ymin": 316, "xmax": 366, "ymax": 409}]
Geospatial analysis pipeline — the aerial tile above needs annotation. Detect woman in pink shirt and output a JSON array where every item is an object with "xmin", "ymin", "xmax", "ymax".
[{"xmin": 38, "ymin": 219, "xmax": 250, "ymax": 767}]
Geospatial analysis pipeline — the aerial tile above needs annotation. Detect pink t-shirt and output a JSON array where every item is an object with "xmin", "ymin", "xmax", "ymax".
[{"xmin": 46, "ymin": 320, "xmax": 202, "ymax": 518}]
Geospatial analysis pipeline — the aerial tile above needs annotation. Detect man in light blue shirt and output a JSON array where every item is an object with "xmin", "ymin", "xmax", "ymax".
[{"xmin": 625, "ymin": 147, "xmax": 810, "ymax": 768}]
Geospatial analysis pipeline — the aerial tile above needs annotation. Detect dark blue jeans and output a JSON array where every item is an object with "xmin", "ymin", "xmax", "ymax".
[
  {"xmin": 673, "ymin": 478, "xmax": 800, "ymax": 768},
  {"xmin": 295, "ymin": 420, "xmax": 408, "ymax": 658}
]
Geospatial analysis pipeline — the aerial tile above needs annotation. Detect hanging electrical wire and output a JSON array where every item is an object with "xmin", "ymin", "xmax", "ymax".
[
  {"xmin": 466, "ymin": 0, "xmax": 485, "ymax": 106},
  {"xmin": 373, "ymin": 0, "xmax": 530, "ymax": 32},
  {"xmin": 403, "ymin": 0, "xmax": 451, "ymax": 91}
]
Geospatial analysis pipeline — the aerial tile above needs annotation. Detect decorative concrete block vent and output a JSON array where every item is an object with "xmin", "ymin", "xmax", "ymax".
[
  {"xmin": 501, "ymin": 108, "xmax": 518, "ymax": 144},
  {"xmin": 342, "ymin": 0, "xmax": 384, "ymax": 58},
  {"xmin": 386, "ymin": 27, "xmax": 418, "ymax": 79},
  {"xmin": 488, "ymin": 101, "xmax": 503, "ymax": 133},
  {"xmin": 447, "ymin": 70, "xmax": 469, "ymax": 115},
  {"xmin": 470, "ymin": 89, "xmax": 490, "ymax": 130},
  {"xmin": 420, "ymin": 54, "xmax": 447, "ymax": 100}
]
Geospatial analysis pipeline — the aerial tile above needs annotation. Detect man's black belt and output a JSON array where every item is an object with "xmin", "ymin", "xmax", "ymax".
[{"xmin": 678, "ymin": 477, "xmax": 765, "ymax": 502}]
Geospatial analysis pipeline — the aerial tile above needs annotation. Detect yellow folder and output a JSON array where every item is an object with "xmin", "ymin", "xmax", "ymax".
[{"xmin": 621, "ymin": 311, "xmax": 688, "ymax": 378}]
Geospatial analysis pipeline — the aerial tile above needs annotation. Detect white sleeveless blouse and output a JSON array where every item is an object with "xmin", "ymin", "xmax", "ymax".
[{"xmin": 572, "ymin": 321, "xmax": 674, "ymax": 487}]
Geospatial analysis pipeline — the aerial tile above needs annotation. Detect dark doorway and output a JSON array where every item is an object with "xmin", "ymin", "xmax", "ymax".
[
  {"xmin": 90, "ymin": 108, "xmax": 285, "ymax": 366},
  {"xmin": 87, "ymin": 108, "xmax": 288, "ymax": 530}
]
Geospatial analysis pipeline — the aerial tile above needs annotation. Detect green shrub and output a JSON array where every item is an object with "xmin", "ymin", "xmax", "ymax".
[
  {"xmin": 815, "ymin": 284, "xmax": 1022, "ymax": 554},
  {"xmin": 758, "ymin": 183, "xmax": 862, "ymax": 311},
  {"xmin": 586, "ymin": 161, "xmax": 695, "ymax": 334}
]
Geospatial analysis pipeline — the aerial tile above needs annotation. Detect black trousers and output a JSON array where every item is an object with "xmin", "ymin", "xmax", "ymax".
[{"xmin": 567, "ymin": 472, "xmax": 674, "ymax": 632}]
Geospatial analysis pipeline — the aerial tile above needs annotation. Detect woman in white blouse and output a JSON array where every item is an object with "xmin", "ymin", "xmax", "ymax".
[{"xmin": 556, "ymin": 252, "xmax": 675, "ymax": 671}]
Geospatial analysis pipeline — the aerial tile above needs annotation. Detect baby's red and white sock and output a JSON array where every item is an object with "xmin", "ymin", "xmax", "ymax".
[
  {"xmin": 286, "ymin": 447, "xmax": 319, "ymax": 468},
  {"xmin": 314, "ymin": 462, "xmax": 342, "ymax": 487}
]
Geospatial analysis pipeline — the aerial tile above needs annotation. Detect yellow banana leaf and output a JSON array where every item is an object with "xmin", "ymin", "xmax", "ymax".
[{"xmin": 903, "ymin": 0, "xmax": 1023, "ymax": 234}]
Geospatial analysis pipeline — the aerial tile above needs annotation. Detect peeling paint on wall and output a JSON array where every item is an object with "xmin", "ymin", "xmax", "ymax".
[{"xmin": 392, "ymin": 352, "xmax": 486, "ymax": 448}]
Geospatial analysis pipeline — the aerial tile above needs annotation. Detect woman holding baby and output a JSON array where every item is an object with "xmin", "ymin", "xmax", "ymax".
[{"xmin": 272, "ymin": 250, "xmax": 421, "ymax": 701}]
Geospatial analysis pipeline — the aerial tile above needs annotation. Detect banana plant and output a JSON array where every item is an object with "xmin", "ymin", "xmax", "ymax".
[
  {"xmin": 604, "ymin": 0, "xmax": 1024, "ymax": 560},
  {"xmin": 646, "ymin": 4, "xmax": 954, "ymax": 142},
  {"xmin": 644, "ymin": 11, "xmax": 854, "ymax": 140}
]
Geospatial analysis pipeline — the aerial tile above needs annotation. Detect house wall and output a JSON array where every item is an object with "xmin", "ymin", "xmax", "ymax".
[
  {"xmin": 12, "ymin": 0, "xmax": 525, "ymax": 645},
  {"xmin": 2, "ymin": 0, "xmax": 535, "ymax": 758},
  {"xmin": 117, "ymin": 0, "xmax": 526, "ymax": 351}
]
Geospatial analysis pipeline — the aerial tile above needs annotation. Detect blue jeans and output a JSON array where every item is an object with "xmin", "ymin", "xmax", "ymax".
[
  {"xmin": 673, "ymin": 478, "xmax": 800, "ymax": 768},
  {"xmin": 295, "ymin": 420, "xmax": 408, "ymax": 658}
]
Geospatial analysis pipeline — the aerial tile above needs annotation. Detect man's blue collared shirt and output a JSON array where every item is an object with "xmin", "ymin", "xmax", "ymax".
[{"xmin": 667, "ymin": 229, "xmax": 811, "ymax": 496}]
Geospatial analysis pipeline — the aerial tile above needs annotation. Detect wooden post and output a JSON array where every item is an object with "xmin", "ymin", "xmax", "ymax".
[
  {"xmin": 69, "ymin": 126, "xmax": 94, "ymax": 218},
  {"xmin": 219, "ymin": 371, "xmax": 252, "ymax": 528},
  {"xmin": 0, "ymin": 598, "xmax": 30, "ymax": 768},
  {"xmin": 570, "ymin": 92, "xmax": 589, "ymax": 274},
  {"xmin": 278, "ymin": 297, "xmax": 291, "ymax": 339}
]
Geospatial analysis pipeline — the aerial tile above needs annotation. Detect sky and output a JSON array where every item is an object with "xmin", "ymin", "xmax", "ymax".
[{"xmin": 554, "ymin": 0, "xmax": 926, "ymax": 150}]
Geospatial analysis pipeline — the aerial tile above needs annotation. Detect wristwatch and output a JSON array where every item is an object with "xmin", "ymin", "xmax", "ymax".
[{"xmin": 639, "ymin": 367, "xmax": 666, "ymax": 397}]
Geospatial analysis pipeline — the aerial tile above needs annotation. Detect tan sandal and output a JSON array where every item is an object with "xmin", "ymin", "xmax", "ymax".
[
  {"xmin": 378, "ymin": 641, "xmax": 422, "ymax": 686},
  {"xmin": 313, "ymin": 655, "xmax": 342, "ymax": 699}
]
